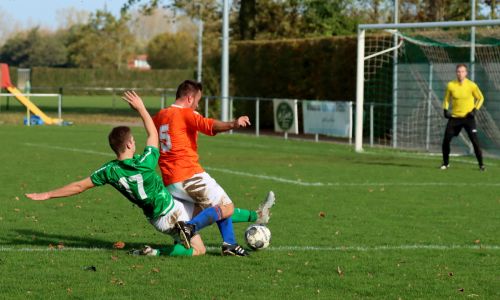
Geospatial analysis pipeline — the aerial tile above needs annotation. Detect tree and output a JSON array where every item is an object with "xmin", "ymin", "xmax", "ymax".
[
  {"xmin": 66, "ymin": 10, "xmax": 135, "ymax": 70},
  {"xmin": 300, "ymin": 0, "xmax": 360, "ymax": 36},
  {"xmin": 238, "ymin": 0, "xmax": 257, "ymax": 40},
  {"xmin": 146, "ymin": 31, "xmax": 195, "ymax": 69},
  {"xmin": 56, "ymin": 7, "xmax": 90, "ymax": 29},
  {"xmin": 0, "ymin": 28, "xmax": 67, "ymax": 67}
]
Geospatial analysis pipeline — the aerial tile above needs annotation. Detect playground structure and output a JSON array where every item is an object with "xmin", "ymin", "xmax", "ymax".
[{"xmin": 0, "ymin": 63, "xmax": 63, "ymax": 125}]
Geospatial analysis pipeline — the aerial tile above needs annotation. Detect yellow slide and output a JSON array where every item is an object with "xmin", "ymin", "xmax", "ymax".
[{"xmin": 6, "ymin": 86, "xmax": 62, "ymax": 125}]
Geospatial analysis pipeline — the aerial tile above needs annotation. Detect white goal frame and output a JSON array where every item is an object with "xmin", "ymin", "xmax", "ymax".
[
  {"xmin": 0, "ymin": 93, "xmax": 63, "ymax": 119},
  {"xmin": 355, "ymin": 19, "xmax": 500, "ymax": 152}
]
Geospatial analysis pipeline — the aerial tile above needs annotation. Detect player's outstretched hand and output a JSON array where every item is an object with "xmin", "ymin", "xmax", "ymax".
[
  {"xmin": 234, "ymin": 116, "xmax": 251, "ymax": 128},
  {"xmin": 122, "ymin": 91, "xmax": 146, "ymax": 112},
  {"xmin": 25, "ymin": 193, "xmax": 50, "ymax": 201}
]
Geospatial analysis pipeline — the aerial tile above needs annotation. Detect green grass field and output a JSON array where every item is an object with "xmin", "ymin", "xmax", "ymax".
[{"xmin": 0, "ymin": 124, "xmax": 499, "ymax": 299}]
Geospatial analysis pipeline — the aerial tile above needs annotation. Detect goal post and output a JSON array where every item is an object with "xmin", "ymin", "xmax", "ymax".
[{"xmin": 355, "ymin": 19, "xmax": 500, "ymax": 156}]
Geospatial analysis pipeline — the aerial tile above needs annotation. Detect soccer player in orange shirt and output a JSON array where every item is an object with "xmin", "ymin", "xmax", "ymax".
[{"xmin": 153, "ymin": 80, "xmax": 275, "ymax": 256}]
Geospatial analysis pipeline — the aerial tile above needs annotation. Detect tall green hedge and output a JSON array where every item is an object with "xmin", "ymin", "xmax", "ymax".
[
  {"xmin": 230, "ymin": 35, "xmax": 357, "ymax": 100},
  {"xmin": 30, "ymin": 67, "xmax": 194, "ymax": 91}
]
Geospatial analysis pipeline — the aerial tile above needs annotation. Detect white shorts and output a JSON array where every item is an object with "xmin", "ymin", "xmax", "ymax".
[
  {"xmin": 166, "ymin": 172, "xmax": 233, "ymax": 209},
  {"xmin": 149, "ymin": 199, "xmax": 194, "ymax": 242}
]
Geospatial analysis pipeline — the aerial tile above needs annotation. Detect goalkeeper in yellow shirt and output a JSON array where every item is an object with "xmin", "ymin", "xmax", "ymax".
[{"xmin": 441, "ymin": 64, "xmax": 485, "ymax": 171}]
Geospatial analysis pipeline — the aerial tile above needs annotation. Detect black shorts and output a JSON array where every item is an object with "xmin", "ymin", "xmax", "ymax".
[{"xmin": 445, "ymin": 116, "xmax": 477, "ymax": 137}]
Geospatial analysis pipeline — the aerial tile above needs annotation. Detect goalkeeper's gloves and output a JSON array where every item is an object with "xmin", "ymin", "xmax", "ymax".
[
  {"xmin": 443, "ymin": 109, "xmax": 452, "ymax": 119},
  {"xmin": 466, "ymin": 108, "xmax": 477, "ymax": 119}
]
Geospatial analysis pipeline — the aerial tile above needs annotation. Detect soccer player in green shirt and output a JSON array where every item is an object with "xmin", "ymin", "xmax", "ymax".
[
  {"xmin": 441, "ymin": 64, "xmax": 485, "ymax": 171},
  {"xmin": 25, "ymin": 91, "xmax": 205, "ymax": 256}
]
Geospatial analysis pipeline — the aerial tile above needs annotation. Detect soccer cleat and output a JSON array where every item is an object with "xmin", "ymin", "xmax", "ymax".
[
  {"xmin": 128, "ymin": 245, "xmax": 159, "ymax": 256},
  {"xmin": 440, "ymin": 164, "xmax": 449, "ymax": 170},
  {"xmin": 176, "ymin": 221, "xmax": 195, "ymax": 249},
  {"xmin": 256, "ymin": 191, "xmax": 276, "ymax": 225},
  {"xmin": 479, "ymin": 165, "xmax": 486, "ymax": 172},
  {"xmin": 221, "ymin": 243, "xmax": 250, "ymax": 256}
]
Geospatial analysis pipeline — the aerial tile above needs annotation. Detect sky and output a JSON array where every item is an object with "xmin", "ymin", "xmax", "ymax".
[{"xmin": 0, "ymin": 0, "xmax": 126, "ymax": 30}]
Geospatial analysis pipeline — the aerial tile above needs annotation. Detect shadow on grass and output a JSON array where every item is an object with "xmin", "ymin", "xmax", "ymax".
[
  {"xmin": 1, "ymin": 229, "xmax": 145, "ymax": 250},
  {"xmin": 1, "ymin": 229, "xmax": 235, "ymax": 256}
]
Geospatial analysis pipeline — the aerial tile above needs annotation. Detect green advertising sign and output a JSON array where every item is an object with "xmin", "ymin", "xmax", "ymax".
[{"xmin": 276, "ymin": 101, "xmax": 294, "ymax": 131}]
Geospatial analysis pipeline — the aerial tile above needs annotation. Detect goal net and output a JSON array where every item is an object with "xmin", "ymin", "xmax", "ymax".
[{"xmin": 357, "ymin": 20, "xmax": 500, "ymax": 158}]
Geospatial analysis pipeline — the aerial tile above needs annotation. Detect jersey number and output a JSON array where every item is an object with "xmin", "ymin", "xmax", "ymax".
[
  {"xmin": 159, "ymin": 124, "xmax": 172, "ymax": 152},
  {"xmin": 119, "ymin": 174, "xmax": 147, "ymax": 200}
]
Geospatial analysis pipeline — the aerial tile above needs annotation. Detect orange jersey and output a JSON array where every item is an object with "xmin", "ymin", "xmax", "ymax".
[{"xmin": 153, "ymin": 105, "xmax": 215, "ymax": 185}]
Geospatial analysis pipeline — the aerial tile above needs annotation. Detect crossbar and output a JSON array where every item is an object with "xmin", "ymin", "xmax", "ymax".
[{"xmin": 359, "ymin": 19, "xmax": 500, "ymax": 30}]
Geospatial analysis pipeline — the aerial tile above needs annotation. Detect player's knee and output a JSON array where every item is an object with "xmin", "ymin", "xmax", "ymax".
[{"xmin": 219, "ymin": 203, "xmax": 234, "ymax": 218}]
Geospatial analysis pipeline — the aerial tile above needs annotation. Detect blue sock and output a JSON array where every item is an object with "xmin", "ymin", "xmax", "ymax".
[
  {"xmin": 217, "ymin": 217, "xmax": 237, "ymax": 245},
  {"xmin": 187, "ymin": 206, "xmax": 222, "ymax": 232}
]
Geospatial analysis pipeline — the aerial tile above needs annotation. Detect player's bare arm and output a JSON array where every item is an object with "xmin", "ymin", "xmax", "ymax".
[
  {"xmin": 212, "ymin": 116, "xmax": 251, "ymax": 133},
  {"xmin": 122, "ymin": 91, "xmax": 158, "ymax": 148},
  {"xmin": 25, "ymin": 177, "xmax": 95, "ymax": 201}
]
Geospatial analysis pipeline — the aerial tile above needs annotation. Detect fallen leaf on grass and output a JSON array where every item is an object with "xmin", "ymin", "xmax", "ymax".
[
  {"xmin": 111, "ymin": 256, "xmax": 118, "ymax": 261},
  {"xmin": 15, "ymin": 196, "xmax": 19, "ymax": 201},
  {"xmin": 458, "ymin": 288, "xmax": 464, "ymax": 292},
  {"xmin": 448, "ymin": 272, "xmax": 454, "ymax": 277},
  {"xmin": 151, "ymin": 268, "xmax": 160, "ymax": 273},
  {"xmin": 318, "ymin": 211, "xmax": 326, "ymax": 218},
  {"xmin": 337, "ymin": 266, "xmax": 344, "ymax": 277},
  {"xmin": 113, "ymin": 241, "xmax": 125, "ymax": 249},
  {"xmin": 14, "ymin": 208, "xmax": 20, "ymax": 212},
  {"xmin": 57, "ymin": 243, "xmax": 64, "ymax": 250},
  {"xmin": 474, "ymin": 240, "xmax": 480, "ymax": 244}
]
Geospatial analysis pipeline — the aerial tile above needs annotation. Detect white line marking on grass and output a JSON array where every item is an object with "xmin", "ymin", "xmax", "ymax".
[
  {"xmin": 24, "ymin": 143, "xmax": 114, "ymax": 157},
  {"xmin": 24, "ymin": 143, "xmax": 500, "ymax": 187},
  {"xmin": 206, "ymin": 167, "xmax": 500, "ymax": 187},
  {"xmin": 266, "ymin": 245, "xmax": 500, "ymax": 251},
  {"xmin": 362, "ymin": 150, "xmax": 498, "ymax": 167},
  {"xmin": 1, "ymin": 244, "xmax": 499, "ymax": 252},
  {"xmin": 205, "ymin": 167, "xmax": 325, "ymax": 186}
]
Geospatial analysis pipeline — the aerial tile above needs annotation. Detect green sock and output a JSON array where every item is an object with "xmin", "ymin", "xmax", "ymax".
[
  {"xmin": 158, "ymin": 244, "xmax": 194, "ymax": 257},
  {"xmin": 231, "ymin": 208, "xmax": 258, "ymax": 223}
]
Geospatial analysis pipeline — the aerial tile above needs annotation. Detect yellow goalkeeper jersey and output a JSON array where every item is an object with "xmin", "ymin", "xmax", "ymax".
[{"xmin": 442, "ymin": 78, "xmax": 484, "ymax": 118}]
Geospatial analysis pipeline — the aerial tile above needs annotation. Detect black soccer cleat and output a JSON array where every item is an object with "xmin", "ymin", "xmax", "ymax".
[
  {"xmin": 221, "ymin": 243, "xmax": 250, "ymax": 257},
  {"xmin": 176, "ymin": 221, "xmax": 195, "ymax": 249},
  {"xmin": 479, "ymin": 165, "xmax": 486, "ymax": 172}
]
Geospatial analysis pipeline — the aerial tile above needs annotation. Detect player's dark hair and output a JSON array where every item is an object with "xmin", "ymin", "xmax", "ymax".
[
  {"xmin": 456, "ymin": 63, "xmax": 468, "ymax": 70},
  {"xmin": 108, "ymin": 126, "xmax": 131, "ymax": 155},
  {"xmin": 176, "ymin": 80, "xmax": 203, "ymax": 99}
]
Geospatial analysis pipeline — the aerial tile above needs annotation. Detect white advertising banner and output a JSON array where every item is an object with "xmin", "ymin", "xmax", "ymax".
[
  {"xmin": 303, "ymin": 101, "xmax": 352, "ymax": 138},
  {"xmin": 273, "ymin": 99, "xmax": 299, "ymax": 134}
]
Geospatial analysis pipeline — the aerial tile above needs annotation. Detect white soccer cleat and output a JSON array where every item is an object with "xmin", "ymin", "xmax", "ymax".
[
  {"xmin": 440, "ymin": 164, "xmax": 449, "ymax": 170},
  {"xmin": 129, "ymin": 245, "xmax": 159, "ymax": 256},
  {"xmin": 256, "ymin": 191, "xmax": 275, "ymax": 225}
]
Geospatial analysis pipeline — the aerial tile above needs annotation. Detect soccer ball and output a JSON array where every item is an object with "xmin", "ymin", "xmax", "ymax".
[{"xmin": 244, "ymin": 224, "xmax": 271, "ymax": 250}]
